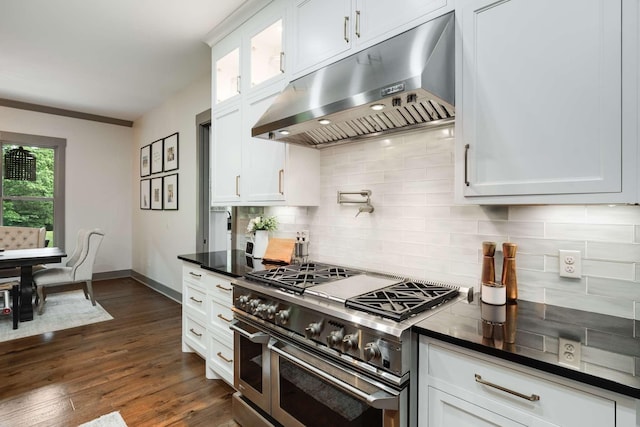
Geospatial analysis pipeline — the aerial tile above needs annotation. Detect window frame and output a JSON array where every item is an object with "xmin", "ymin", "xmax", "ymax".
[{"xmin": 0, "ymin": 131, "xmax": 66, "ymax": 250}]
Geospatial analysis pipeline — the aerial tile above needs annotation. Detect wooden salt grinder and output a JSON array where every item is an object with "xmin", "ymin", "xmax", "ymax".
[
  {"xmin": 501, "ymin": 243, "xmax": 518, "ymax": 302},
  {"xmin": 481, "ymin": 241, "xmax": 496, "ymax": 285}
]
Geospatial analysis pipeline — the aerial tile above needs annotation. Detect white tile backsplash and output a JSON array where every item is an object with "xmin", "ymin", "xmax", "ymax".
[{"xmin": 240, "ymin": 125, "xmax": 640, "ymax": 319}]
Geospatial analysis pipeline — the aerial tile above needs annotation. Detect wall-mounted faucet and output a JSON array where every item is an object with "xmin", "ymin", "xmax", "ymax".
[{"xmin": 337, "ymin": 190, "xmax": 374, "ymax": 217}]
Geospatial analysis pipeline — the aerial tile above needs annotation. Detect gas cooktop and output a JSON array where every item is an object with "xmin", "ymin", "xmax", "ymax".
[{"xmin": 244, "ymin": 262, "xmax": 459, "ymax": 321}]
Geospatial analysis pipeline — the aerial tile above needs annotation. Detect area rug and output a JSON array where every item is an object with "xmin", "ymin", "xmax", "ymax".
[
  {"xmin": 79, "ymin": 411, "xmax": 128, "ymax": 427},
  {"xmin": 0, "ymin": 289, "xmax": 113, "ymax": 342}
]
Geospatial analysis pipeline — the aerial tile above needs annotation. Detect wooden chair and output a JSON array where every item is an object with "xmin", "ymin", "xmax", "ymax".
[{"xmin": 33, "ymin": 229, "xmax": 104, "ymax": 315}]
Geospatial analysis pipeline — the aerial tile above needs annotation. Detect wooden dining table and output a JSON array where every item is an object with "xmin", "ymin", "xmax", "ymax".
[{"xmin": 0, "ymin": 247, "xmax": 66, "ymax": 327}]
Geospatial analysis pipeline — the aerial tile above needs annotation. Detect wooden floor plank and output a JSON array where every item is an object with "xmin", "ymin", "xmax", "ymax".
[{"xmin": 0, "ymin": 278, "xmax": 238, "ymax": 427}]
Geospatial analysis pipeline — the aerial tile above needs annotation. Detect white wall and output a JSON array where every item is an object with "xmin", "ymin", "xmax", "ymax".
[
  {"xmin": 131, "ymin": 73, "xmax": 211, "ymax": 295},
  {"xmin": 0, "ymin": 106, "xmax": 133, "ymax": 273}
]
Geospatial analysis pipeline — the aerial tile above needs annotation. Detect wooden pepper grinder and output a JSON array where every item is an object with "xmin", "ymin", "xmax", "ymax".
[
  {"xmin": 481, "ymin": 241, "xmax": 497, "ymax": 285},
  {"xmin": 501, "ymin": 243, "xmax": 518, "ymax": 302}
]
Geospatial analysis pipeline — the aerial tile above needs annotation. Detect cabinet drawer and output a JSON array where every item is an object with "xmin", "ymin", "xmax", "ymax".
[
  {"xmin": 427, "ymin": 343, "xmax": 615, "ymax": 427},
  {"xmin": 208, "ymin": 334, "xmax": 234, "ymax": 386},
  {"xmin": 184, "ymin": 283, "xmax": 207, "ymax": 319},
  {"xmin": 207, "ymin": 275, "xmax": 233, "ymax": 305},
  {"xmin": 183, "ymin": 265, "xmax": 206, "ymax": 284},
  {"xmin": 184, "ymin": 316, "xmax": 207, "ymax": 358},
  {"xmin": 209, "ymin": 300, "xmax": 234, "ymax": 341}
]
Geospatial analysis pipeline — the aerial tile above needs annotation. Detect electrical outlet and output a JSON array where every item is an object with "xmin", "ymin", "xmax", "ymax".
[
  {"xmin": 558, "ymin": 338, "xmax": 581, "ymax": 369},
  {"xmin": 559, "ymin": 250, "xmax": 581, "ymax": 278}
]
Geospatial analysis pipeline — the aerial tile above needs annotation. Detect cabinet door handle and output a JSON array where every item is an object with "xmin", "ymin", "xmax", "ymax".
[
  {"xmin": 235, "ymin": 175, "xmax": 240, "ymax": 197},
  {"xmin": 236, "ymin": 75, "xmax": 241, "ymax": 94},
  {"xmin": 278, "ymin": 169, "xmax": 284, "ymax": 195},
  {"xmin": 216, "ymin": 284, "xmax": 232, "ymax": 292},
  {"xmin": 344, "ymin": 16, "xmax": 350, "ymax": 43},
  {"xmin": 189, "ymin": 296, "xmax": 203, "ymax": 304},
  {"xmin": 464, "ymin": 144, "xmax": 470, "ymax": 186},
  {"xmin": 217, "ymin": 313, "xmax": 232, "ymax": 323},
  {"xmin": 279, "ymin": 51, "xmax": 285, "ymax": 73},
  {"xmin": 189, "ymin": 328, "xmax": 203, "ymax": 338},
  {"xmin": 474, "ymin": 374, "xmax": 540, "ymax": 402},
  {"xmin": 217, "ymin": 352, "xmax": 233, "ymax": 363},
  {"xmin": 189, "ymin": 272, "xmax": 202, "ymax": 278},
  {"xmin": 355, "ymin": 10, "xmax": 361, "ymax": 38}
]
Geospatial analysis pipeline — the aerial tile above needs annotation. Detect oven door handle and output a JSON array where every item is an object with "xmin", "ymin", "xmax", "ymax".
[
  {"xmin": 268, "ymin": 341, "xmax": 399, "ymax": 410},
  {"xmin": 229, "ymin": 319, "xmax": 271, "ymax": 344}
]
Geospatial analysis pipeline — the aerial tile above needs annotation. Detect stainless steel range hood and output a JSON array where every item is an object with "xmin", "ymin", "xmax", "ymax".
[{"xmin": 252, "ymin": 12, "xmax": 455, "ymax": 148}]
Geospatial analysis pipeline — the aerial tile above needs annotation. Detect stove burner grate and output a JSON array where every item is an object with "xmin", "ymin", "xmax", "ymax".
[
  {"xmin": 245, "ymin": 262, "xmax": 363, "ymax": 293},
  {"xmin": 345, "ymin": 281, "xmax": 459, "ymax": 321}
]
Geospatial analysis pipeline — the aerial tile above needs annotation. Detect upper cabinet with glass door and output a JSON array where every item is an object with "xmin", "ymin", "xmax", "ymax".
[{"xmin": 213, "ymin": 5, "xmax": 286, "ymax": 106}]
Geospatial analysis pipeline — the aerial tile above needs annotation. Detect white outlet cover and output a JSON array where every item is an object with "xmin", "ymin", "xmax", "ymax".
[{"xmin": 559, "ymin": 250, "xmax": 581, "ymax": 279}]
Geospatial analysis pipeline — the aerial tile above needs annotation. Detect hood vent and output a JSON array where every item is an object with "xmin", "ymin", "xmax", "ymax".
[{"xmin": 252, "ymin": 12, "xmax": 455, "ymax": 148}]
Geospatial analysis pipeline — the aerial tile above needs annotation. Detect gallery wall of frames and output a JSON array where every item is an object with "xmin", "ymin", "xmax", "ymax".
[{"xmin": 140, "ymin": 132, "xmax": 179, "ymax": 211}]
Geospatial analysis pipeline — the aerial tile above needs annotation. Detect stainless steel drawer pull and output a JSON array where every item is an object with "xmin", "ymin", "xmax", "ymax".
[
  {"xmin": 216, "ymin": 284, "xmax": 232, "ymax": 292},
  {"xmin": 217, "ymin": 352, "xmax": 233, "ymax": 363},
  {"xmin": 189, "ymin": 328, "xmax": 202, "ymax": 337},
  {"xmin": 217, "ymin": 313, "xmax": 232, "ymax": 323},
  {"xmin": 475, "ymin": 374, "xmax": 540, "ymax": 402},
  {"xmin": 189, "ymin": 296, "xmax": 203, "ymax": 304},
  {"xmin": 189, "ymin": 272, "xmax": 202, "ymax": 278}
]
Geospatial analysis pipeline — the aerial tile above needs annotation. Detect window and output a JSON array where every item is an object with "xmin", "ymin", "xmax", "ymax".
[{"xmin": 0, "ymin": 131, "xmax": 66, "ymax": 249}]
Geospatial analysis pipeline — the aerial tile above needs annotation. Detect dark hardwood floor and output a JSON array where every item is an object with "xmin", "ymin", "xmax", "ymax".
[{"xmin": 0, "ymin": 278, "xmax": 238, "ymax": 427}]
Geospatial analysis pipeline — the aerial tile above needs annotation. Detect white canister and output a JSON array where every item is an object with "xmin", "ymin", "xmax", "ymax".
[{"xmin": 481, "ymin": 281, "xmax": 506, "ymax": 306}]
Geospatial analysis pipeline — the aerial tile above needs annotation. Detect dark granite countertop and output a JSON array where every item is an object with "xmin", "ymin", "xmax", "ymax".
[
  {"xmin": 413, "ymin": 294, "xmax": 640, "ymax": 399},
  {"xmin": 178, "ymin": 250, "xmax": 282, "ymax": 278}
]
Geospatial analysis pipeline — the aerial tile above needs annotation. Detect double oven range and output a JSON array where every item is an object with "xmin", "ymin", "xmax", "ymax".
[{"xmin": 230, "ymin": 262, "xmax": 466, "ymax": 427}]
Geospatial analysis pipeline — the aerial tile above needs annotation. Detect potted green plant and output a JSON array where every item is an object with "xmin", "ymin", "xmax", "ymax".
[{"xmin": 246, "ymin": 215, "xmax": 277, "ymax": 258}]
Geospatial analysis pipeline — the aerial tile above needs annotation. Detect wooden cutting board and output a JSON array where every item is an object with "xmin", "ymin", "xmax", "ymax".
[{"xmin": 263, "ymin": 238, "xmax": 295, "ymax": 264}]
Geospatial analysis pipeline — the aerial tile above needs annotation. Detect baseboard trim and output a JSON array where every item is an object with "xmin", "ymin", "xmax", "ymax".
[{"xmin": 130, "ymin": 271, "xmax": 181, "ymax": 303}]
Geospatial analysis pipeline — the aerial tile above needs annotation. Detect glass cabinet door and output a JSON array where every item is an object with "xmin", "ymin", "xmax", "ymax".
[
  {"xmin": 215, "ymin": 48, "xmax": 240, "ymax": 103},
  {"xmin": 250, "ymin": 19, "xmax": 283, "ymax": 88}
]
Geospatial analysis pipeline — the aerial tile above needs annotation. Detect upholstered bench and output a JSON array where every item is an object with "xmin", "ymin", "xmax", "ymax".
[{"xmin": 0, "ymin": 226, "xmax": 47, "ymax": 279}]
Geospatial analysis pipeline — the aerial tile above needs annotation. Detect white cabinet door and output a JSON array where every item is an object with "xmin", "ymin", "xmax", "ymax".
[
  {"xmin": 354, "ymin": 0, "xmax": 450, "ymax": 48},
  {"xmin": 456, "ymin": 0, "xmax": 622, "ymax": 200},
  {"xmin": 211, "ymin": 102, "xmax": 242, "ymax": 203},
  {"xmin": 243, "ymin": 86, "xmax": 286, "ymax": 202},
  {"xmin": 292, "ymin": 0, "xmax": 353, "ymax": 73}
]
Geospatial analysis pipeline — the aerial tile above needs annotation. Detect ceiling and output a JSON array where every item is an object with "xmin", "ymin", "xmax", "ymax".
[{"xmin": 0, "ymin": 0, "xmax": 248, "ymax": 123}]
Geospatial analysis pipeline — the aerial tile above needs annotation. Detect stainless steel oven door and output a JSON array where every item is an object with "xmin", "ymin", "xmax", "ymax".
[
  {"xmin": 230, "ymin": 319, "xmax": 272, "ymax": 414},
  {"xmin": 268, "ymin": 339, "xmax": 405, "ymax": 427}
]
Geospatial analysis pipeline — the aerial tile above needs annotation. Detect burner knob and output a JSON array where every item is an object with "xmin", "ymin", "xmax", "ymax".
[
  {"xmin": 249, "ymin": 299, "xmax": 262, "ymax": 314},
  {"xmin": 305, "ymin": 321, "xmax": 323, "ymax": 339},
  {"xmin": 342, "ymin": 334, "xmax": 359, "ymax": 350},
  {"xmin": 364, "ymin": 342, "xmax": 381, "ymax": 362},
  {"xmin": 255, "ymin": 304, "xmax": 267, "ymax": 317},
  {"xmin": 266, "ymin": 304, "xmax": 278, "ymax": 319},
  {"xmin": 276, "ymin": 309, "xmax": 290, "ymax": 325},
  {"xmin": 326, "ymin": 330, "xmax": 344, "ymax": 348},
  {"xmin": 236, "ymin": 295, "xmax": 250, "ymax": 308}
]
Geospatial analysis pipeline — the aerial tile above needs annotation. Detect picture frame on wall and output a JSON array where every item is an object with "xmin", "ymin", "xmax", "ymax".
[
  {"xmin": 140, "ymin": 179, "xmax": 151, "ymax": 210},
  {"xmin": 151, "ymin": 139, "xmax": 163, "ymax": 174},
  {"xmin": 140, "ymin": 145, "xmax": 150, "ymax": 177},
  {"xmin": 163, "ymin": 173, "xmax": 178, "ymax": 210},
  {"xmin": 163, "ymin": 133, "xmax": 179, "ymax": 172},
  {"xmin": 150, "ymin": 177, "xmax": 163, "ymax": 210}
]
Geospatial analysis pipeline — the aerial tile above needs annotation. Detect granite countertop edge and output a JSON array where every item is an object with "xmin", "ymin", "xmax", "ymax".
[
  {"xmin": 178, "ymin": 252, "xmax": 243, "ymax": 279},
  {"xmin": 413, "ymin": 324, "xmax": 640, "ymax": 400}
]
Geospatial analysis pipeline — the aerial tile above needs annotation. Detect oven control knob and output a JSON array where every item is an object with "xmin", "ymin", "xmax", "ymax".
[
  {"xmin": 249, "ymin": 299, "xmax": 262, "ymax": 314},
  {"xmin": 255, "ymin": 304, "xmax": 267, "ymax": 317},
  {"xmin": 326, "ymin": 330, "xmax": 344, "ymax": 348},
  {"xmin": 305, "ymin": 321, "xmax": 323, "ymax": 339},
  {"xmin": 265, "ymin": 304, "xmax": 278, "ymax": 319},
  {"xmin": 236, "ymin": 295, "xmax": 250, "ymax": 308},
  {"xmin": 276, "ymin": 309, "xmax": 290, "ymax": 325},
  {"xmin": 342, "ymin": 334, "xmax": 359, "ymax": 350},
  {"xmin": 364, "ymin": 342, "xmax": 381, "ymax": 361}
]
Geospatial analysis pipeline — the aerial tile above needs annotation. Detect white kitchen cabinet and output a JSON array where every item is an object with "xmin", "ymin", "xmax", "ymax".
[
  {"xmin": 418, "ymin": 337, "xmax": 637, "ymax": 426},
  {"xmin": 455, "ymin": 0, "xmax": 639, "ymax": 204},
  {"xmin": 292, "ymin": 0, "xmax": 454, "ymax": 77},
  {"xmin": 211, "ymin": 101, "xmax": 242, "ymax": 204},
  {"xmin": 181, "ymin": 263, "xmax": 235, "ymax": 386},
  {"xmin": 214, "ymin": 46, "xmax": 241, "ymax": 104}
]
